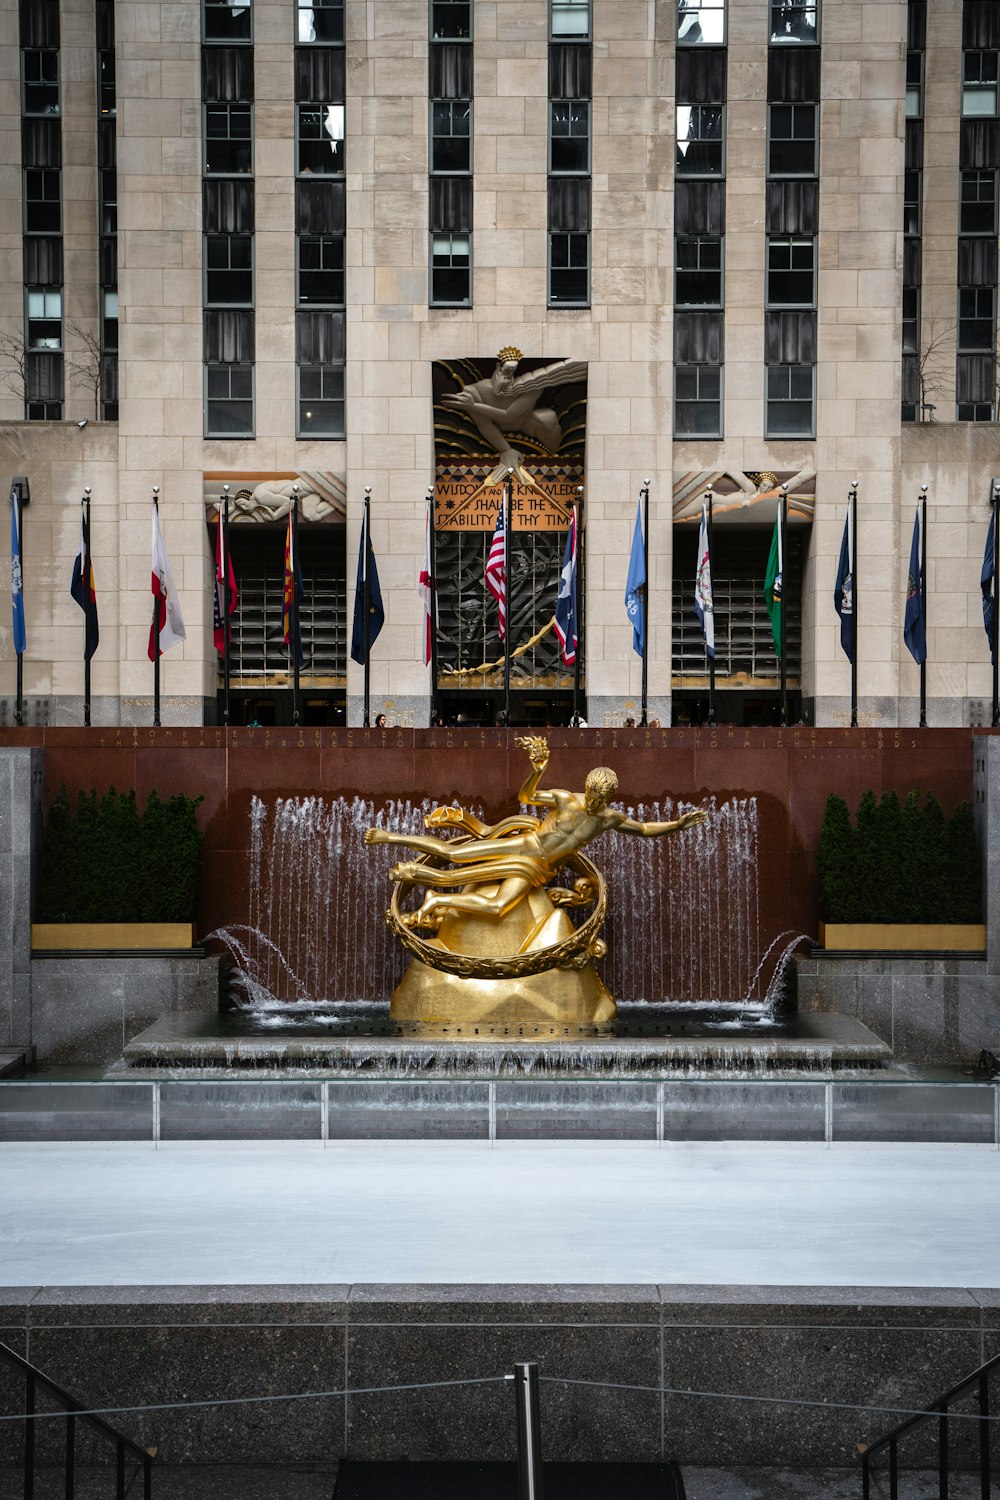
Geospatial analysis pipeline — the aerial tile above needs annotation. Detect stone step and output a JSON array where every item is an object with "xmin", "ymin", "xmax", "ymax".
[{"xmin": 0, "ymin": 1048, "xmax": 31, "ymax": 1078}]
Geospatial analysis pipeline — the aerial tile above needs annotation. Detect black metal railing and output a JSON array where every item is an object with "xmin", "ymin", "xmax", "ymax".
[
  {"xmin": 859, "ymin": 1350, "xmax": 999, "ymax": 1498},
  {"xmin": 0, "ymin": 1339, "xmax": 155, "ymax": 1499}
]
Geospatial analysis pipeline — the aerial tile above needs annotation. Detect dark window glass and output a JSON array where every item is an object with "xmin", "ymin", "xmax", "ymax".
[
  {"xmin": 25, "ymin": 287, "xmax": 61, "ymax": 349},
  {"xmin": 204, "ymin": 0, "xmax": 252, "ymax": 42},
  {"xmin": 959, "ymin": 286, "xmax": 996, "ymax": 348},
  {"xmin": 766, "ymin": 364, "xmax": 814, "ymax": 436},
  {"xmin": 958, "ymin": 401, "xmax": 996, "ymax": 420},
  {"xmin": 676, "ymin": 104, "xmax": 724, "ymax": 176},
  {"xmin": 205, "ymin": 104, "xmax": 252, "ymax": 175},
  {"xmin": 677, "ymin": 0, "xmax": 725, "ymax": 45},
  {"xmin": 964, "ymin": 50, "xmax": 999, "ymax": 116},
  {"xmin": 431, "ymin": 100, "xmax": 471, "ymax": 173},
  {"xmin": 298, "ymin": 234, "xmax": 345, "ymax": 304},
  {"xmin": 906, "ymin": 50, "xmax": 923, "ymax": 118},
  {"xmin": 100, "ymin": 169, "xmax": 117, "ymax": 233},
  {"xmin": 297, "ymin": 0, "xmax": 344, "ymax": 44},
  {"xmin": 206, "ymin": 362, "xmax": 253, "ymax": 436},
  {"xmin": 24, "ymin": 169, "xmax": 60, "ymax": 233},
  {"xmin": 902, "ymin": 286, "xmax": 919, "ymax": 353},
  {"xmin": 675, "ymin": 236, "xmax": 723, "ymax": 305},
  {"xmin": 549, "ymin": 231, "xmax": 588, "ymax": 305},
  {"xmin": 430, "ymin": 231, "xmax": 471, "ymax": 305},
  {"xmin": 675, "ymin": 364, "xmax": 722, "ymax": 436},
  {"xmin": 961, "ymin": 169, "xmax": 998, "ymax": 232},
  {"xmin": 766, "ymin": 237, "xmax": 815, "ymax": 305},
  {"xmin": 206, "ymin": 234, "xmax": 253, "ymax": 305},
  {"xmin": 903, "ymin": 168, "xmax": 921, "ymax": 234},
  {"xmin": 297, "ymin": 104, "xmax": 344, "ymax": 175},
  {"xmin": 22, "ymin": 50, "xmax": 59, "ymax": 115},
  {"xmin": 768, "ymin": 103, "xmax": 816, "ymax": 175},
  {"xmin": 100, "ymin": 49, "xmax": 116, "ymax": 114},
  {"xmin": 550, "ymin": 100, "xmax": 590, "ymax": 173},
  {"xmin": 769, "ymin": 0, "xmax": 818, "ymax": 43},
  {"xmin": 298, "ymin": 364, "xmax": 344, "ymax": 437},
  {"xmin": 551, "ymin": 0, "xmax": 590, "ymax": 39},
  {"xmin": 433, "ymin": 0, "xmax": 472, "ymax": 39}
]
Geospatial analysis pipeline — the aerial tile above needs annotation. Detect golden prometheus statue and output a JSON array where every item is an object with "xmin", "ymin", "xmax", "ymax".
[{"xmin": 365, "ymin": 736, "xmax": 707, "ymax": 1035}]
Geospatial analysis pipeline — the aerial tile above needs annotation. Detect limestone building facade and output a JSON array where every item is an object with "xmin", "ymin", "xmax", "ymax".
[{"xmin": 0, "ymin": 0, "xmax": 996, "ymax": 729}]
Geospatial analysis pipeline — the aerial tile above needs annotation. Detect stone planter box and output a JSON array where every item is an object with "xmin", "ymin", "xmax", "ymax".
[
  {"xmin": 818, "ymin": 922, "xmax": 986, "ymax": 952},
  {"xmin": 31, "ymin": 923, "xmax": 197, "ymax": 951}
]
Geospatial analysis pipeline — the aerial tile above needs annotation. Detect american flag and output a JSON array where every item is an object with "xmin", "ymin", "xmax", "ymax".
[{"xmin": 485, "ymin": 502, "xmax": 507, "ymax": 640}]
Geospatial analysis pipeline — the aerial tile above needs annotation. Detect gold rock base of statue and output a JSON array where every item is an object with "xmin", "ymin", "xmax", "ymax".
[{"xmin": 389, "ymin": 883, "xmax": 616, "ymax": 1034}]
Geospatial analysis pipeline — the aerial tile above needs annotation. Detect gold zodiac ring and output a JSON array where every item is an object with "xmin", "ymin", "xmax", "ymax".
[{"xmin": 385, "ymin": 848, "xmax": 608, "ymax": 981}]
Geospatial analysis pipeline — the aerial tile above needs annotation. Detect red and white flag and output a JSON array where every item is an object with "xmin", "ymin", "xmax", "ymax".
[
  {"xmin": 485, "ymin": 502, "xmax": 507, "ymax": 640},
  {"xmin": 148, "ymin": 504, "xmax": 186, "ymax": 661},
  {"xmin": 213, "ymin": 512, "xmax": 238, "ymax": 656},
  {"xmin": 419, "ymin": 500, "xmax": 435, "ymax": 667}
]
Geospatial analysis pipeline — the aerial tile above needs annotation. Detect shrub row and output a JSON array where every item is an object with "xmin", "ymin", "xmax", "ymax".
[
  {"xmin": 818, "ymin": 789, "xmax": 981, "ymax": 925},
  {"xmin": 38, "ymin": 787, "xmax": 204, "ymax": 924}
]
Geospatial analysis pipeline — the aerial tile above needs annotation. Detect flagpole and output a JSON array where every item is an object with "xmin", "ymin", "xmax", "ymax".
[
  {"xmin": 152, "ymin": 487, "xmax": 161, "ymax": 728},
  {"xmin": 849, "ymin": 481, "xmax": 858, "ymax": 728},
  {"xmin": 501, "ymin": 467, "xmax": 513, "ymax": 727},
  {"xmin": 11, "ymin": 481, "xmax": 24, "ymax": 728},
  {"xmin": 221, "ymin": 484, "xmax": 232, "ymax": 727},
  {"xmin": 640, "ymin": 478, "xmax": 650, "ymax": 726},
  {"xmin": 427, "ymin": 487, "xmax": 440, "ymax": 725},
  {"xmin": 291, "ymin": 483, "xmax": 301, "ymax": 727},
  {"xmin": 919, "ymin": 483, "xmax": 927, "ymax": 728},
  {"xmin": 779, "ymin": 483, "xmax": 788, "ymax": 726},
  {"xmin": 363, "ymin": 488, "xmax": 371, "ymax": 727},
  {"xmin": 992, "ymin": 480, "xmax": 999, "ymax": 728},
  {"xmin": 82, "ymin": 487, "xmax": 92, "ymax": 727},
  {"xmin": 706, "ymin": 483, "xmax": 716, "ymax": 726},
  {"xmin": 573, "ymin": 486, "xmax": 584, "ymax": 726}
]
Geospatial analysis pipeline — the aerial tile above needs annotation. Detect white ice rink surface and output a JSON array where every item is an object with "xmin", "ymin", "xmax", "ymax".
[{"xmin": 1, "ymin": 1141, "xmax": 999, "ymax": 1288}]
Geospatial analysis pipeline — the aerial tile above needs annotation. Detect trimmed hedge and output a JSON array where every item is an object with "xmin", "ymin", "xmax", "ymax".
[
  {"xmin": 818, "ymin": 789, "xmax": 982, "ymax": 925},
  {"xmin": 37, "ymin": 786, "xmax": 204, "ymax": 924}
]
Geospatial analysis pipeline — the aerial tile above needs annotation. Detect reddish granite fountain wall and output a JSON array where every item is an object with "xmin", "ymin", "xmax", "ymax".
[{"xmin": 3, "ymin": 725, "xmax": 977, "ymax": 1003}]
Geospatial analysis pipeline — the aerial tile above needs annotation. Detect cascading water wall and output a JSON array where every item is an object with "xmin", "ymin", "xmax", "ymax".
[
  {"xmin": 601, "ymin": 796, "xmax": 761, "ymax": 1002},
  {"xmin": 221, "ymin": 792, "xmax": 777, "ymax": 1005}
]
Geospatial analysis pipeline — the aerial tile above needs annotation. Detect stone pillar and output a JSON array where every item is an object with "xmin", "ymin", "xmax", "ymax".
[
  {"xmin": 0, "ymin": 748, "xmax": 43, "ymax": 1051},
  {"xmin": 973, "ymin": 733, "xmax": 1000, "ymax": 975}
]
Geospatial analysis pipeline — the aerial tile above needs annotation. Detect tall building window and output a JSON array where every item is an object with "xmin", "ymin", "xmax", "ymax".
[
  {"xmin": 901, "ymin": 0, "xmax": 925, "ymax": 420},
  {"xmin": 296, "ymin": 38, "xmax": 345, "ymax": 433},
  {"xmin": 96, "ymin": 0, "xmax": 117, "ymax": 419},
  {"xmin": 202, "ymin": 1, "xmax": 254, "ymax": 438},
  {"xmin": 429, "ymin": 21, "xmax": 472, "ymax": 308},
  {"xmin": 20, "ymin": 0, "xmax": 63, "ymax": 420},
  {"xmin": 548, "ymin": 21, "xmax": 591, "ymax": 307},
  {"xmin": 677, "ymin": 0, "xmax": 725, "ymax": 45},
  {"xmin": 674, "ymin": 40, "xmax": 726, "ymax": 437},
  {"xmin": 957, "ymin": 0, "xmax": 998, "ymax": 419},
  {"xmin": 765, "ymin": 44, "xmax": 818, "ymax": 438},
  {"xmin": 769, "ymin": 0, "xmax": 819, "ymax": 43}
]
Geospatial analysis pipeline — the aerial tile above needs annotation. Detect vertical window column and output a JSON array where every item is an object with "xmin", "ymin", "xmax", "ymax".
[
  {"xmin": 764, "ymin": 35, "xmax": 819, "ymax": 438},
  {"xmin": 295, "ymin": 37, "xmax": 345, "ymax": 437},
  {"xmin": 674, "ymin": 18, "xmax": 727, "ymax": 437},
  {"xmin": 957, "ymin": 0, "xmax": 999, "ymax": 420},
  {"xmin": 429, "ymin": 2, "xmax": 472, "ymax": 307},
  {"xmin": 548, "ymin": 2, "xmax": 591, "ymax": 307},
  {"xmin": 901, "ymin": 1, "xmax": 924, "ymax": 420},
  {"xmin": 202, "ymin": 1, "xmax": 255, "ymax": 438},
  {"xmin": 96, "ymin": 0, "xmax": 117, "ymax": 420},
  {"xmin": 20, "ymin": 0, "xmax": 63, "ymax": 420}
]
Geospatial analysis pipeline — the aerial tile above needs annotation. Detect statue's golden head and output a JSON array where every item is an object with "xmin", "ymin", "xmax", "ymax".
[
  {"xmin": 584, "ymin": 766, "xmax": 618, "ymax": 812},
  {"xmin": 496, "ymin": 346, "xmax": 523, "ymax": 366}
]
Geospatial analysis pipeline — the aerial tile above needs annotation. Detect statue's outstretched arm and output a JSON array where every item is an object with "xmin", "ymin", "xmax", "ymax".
[
  {"xmin": 514, "ymin": 735, "xmax": 557, "ymax": 808},
  {"xmin": 613, "ymin": 808, "xmax": 707, "ymax": 839}
]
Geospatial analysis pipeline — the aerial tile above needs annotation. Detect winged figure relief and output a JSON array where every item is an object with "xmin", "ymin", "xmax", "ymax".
[{"xmin": 440, "ymin": 347, "xmax": 588, "ymax": 486}]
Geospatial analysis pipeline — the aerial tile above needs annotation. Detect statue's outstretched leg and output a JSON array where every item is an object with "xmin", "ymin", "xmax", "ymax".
[{"xmin": 417, "ymin": 875, "xmax": 533, "ymax": 925}]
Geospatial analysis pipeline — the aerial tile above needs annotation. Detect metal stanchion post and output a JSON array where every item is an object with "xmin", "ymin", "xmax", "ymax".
[{"xmin": 512, "ymin": 1362, "xmax": 545, "ymax": 1500}]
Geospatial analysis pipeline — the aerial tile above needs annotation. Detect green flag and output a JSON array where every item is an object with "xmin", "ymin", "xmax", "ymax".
[{"xmin": 764, "ymin": 516, "xmax": 782, "ymax": 659}]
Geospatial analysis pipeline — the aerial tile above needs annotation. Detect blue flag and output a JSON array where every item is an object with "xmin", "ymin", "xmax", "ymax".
[
  {"xmin": 350, "ymin": 508, "xmax": 384, "ymax": 665},
  {"xmin": 554, "ymin": 508, "xmax": 577, "ymax": 666},
  {"xmin": 833, "ymin": 505, "xmax": 854, "ymax": 664},
  {"xmin": 983, "ymin": 509, "xmax": 996, "ymax": 666},
  {"xmin": 903, "ymin": 506, "xmax": 926, "ymax": 665},
  {"xmin": 11, "ymin": 494, "xmax": 25, "ymax": 657},
  {"xmin": 624, "ymin": 499, "xmax": 646, "ymax": 657}
]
